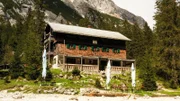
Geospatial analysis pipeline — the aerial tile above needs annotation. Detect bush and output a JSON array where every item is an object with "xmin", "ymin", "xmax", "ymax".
[
  {"xmin": 170, "ymin": 79, "xmax": 178, "ymax": 89},
  {"xmin": 24, "ymin": 65, "xmax": 41, "ymax": 80},
  {"xmin": 142, "ymin": 78, "xmax": 157, "ymax": 91},
  {"xmin": 4, "ymin": 76, "xmax": 11, "ymax": 83},
  {"xmin": 9, "ymin": 61, "xmax": 24, "ymax": 79},
  {"xmin": 95, "ymin": 78, "xmax": 102, "ymax": 88},
  {"xmin": 72, "ymin": 67, "xmax": 80, "ymax": 76},
  {"xmin": 45, "ymin": 67, "xmax": 53, "ymax": 81}
]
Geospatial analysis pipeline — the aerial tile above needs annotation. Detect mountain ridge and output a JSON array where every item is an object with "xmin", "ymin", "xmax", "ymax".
[{"xmin": 0, "ymin": 0, "xmax": 146, "ymax": 28}]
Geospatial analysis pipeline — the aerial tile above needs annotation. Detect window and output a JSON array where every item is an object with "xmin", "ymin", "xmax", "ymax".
[
  {"xmin": 83, "ymin": 59, "xmax": 97, "ymax": 65},
  {"xmin": 92, "ymin": 40, "xmax": 97, "ymax": 44}
]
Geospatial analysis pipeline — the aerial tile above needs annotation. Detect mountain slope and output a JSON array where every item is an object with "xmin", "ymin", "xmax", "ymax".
[
  {"xmin": 62, "ymin": 0, "xmax": 146, "ymax": 28},
  {"xmin": 0, "ymin": 0, "xmax": 146, "ymax": 28}
]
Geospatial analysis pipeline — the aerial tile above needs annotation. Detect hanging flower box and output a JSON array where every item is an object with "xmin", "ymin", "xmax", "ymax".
[
  {"xmin": 66, "ymin": 44, "xmax": 76, "ymax": 49},
  {"xmin": 91, "ymin": 46, "xmax": 100, "ymax": 51},
  {"xmin": 113, "ymin": 48, "xmax": 120, "ymax": 53},
  {"xmin": 102, "ymin": 47, "xmax": 109, "ymax": 52},
  {"xmin": 79, "ymin": 45, "xmax": 87, "ymax": 50}
]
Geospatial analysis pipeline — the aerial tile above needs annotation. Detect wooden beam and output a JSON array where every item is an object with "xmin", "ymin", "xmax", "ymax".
[
  {"xmin": 81, "ymin": 56, "xmax": 83, "ymax": 71},
  {"xmin": 121, "ymin": 60, "xmax": 123, "ymax": 67},
  {"xmin": 48, "ymin": 32, "xmax": 51, "ymax": 66},
  {"xmin": 97, "ymin": 57, "xmax": 100, "ymax": 72}
]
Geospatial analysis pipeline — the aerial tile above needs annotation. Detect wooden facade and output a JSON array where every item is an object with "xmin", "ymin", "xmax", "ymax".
[{"xmin": 44, "ymin": 22, "xmax": 135, "ymax": 74}]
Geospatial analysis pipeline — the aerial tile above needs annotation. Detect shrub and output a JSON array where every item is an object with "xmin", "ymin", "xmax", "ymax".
[
  {"xmin": 45, "ymin": 67, "xmax": 53, "ymax": 81},
  {"xmin": 4, "ymin": 76, "xmax": 11, "ymax": 83},
  {"xmin": 72, "ymin": 67, "xmax": 80, "ymax": 76},
  {"xmin": 142, "ymin": 78, "xmax": 157, "ymax": 91},
  {"xmin": 24, "ymin": 65, "xmax": 41, "ymax": 80},
  {"xmin": 170, "ymin": 79, "xmax": 178, "ymax": 89},
  {"xmin": 95, "ymin": 78, "xmax": 102, "ymax": 88},
  {"xmin": 9, "ymin": 61, "xmax": 24, "ymax": 79}
]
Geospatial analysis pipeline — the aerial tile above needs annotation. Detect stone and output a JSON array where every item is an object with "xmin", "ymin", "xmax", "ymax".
[
  {"xmin": 68, "ymin": 75, "xmax": 73, "ymax": 80},
  {"xmin": 69, "ymin": 97, "xmax": 78, "ymax": 101},
  {"xmin": 64, "ymin": 74, "xmax": 68, "ymax": 79},
  {"xmin": 36, "ymin": 89, "xmax": 41, "ymax": 93},
  {"xmin": 70, "ymin": 89, "xmax": 74, "ymax": 92},
  {"xmin": 57, "ymin": 88, "xmax": 65, "ymax": 94},
  {"xmin": 59, "ymin": 74, "xmax": 64, "ymax": 78},
  {"xmin": 12, "ymin": 92, "xmax": 24, "ymax": 99},
  {"xmin": 174, "ymin": 96, "xmax": 180, "ymax": 99},
  {"xmin": 47, "ymin": 90, "xmax": 53, "ymax": 93}
]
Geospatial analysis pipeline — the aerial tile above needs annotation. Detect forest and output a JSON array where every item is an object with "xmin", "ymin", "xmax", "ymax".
[{"xmin": 0, "ymin": 0, "xmax": 180, "ymax": 91}]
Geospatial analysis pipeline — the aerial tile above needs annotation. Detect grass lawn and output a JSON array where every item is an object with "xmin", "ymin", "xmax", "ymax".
[{"xmin": 0, "ymin": 69, "xmax": 180, "ymax": 96}]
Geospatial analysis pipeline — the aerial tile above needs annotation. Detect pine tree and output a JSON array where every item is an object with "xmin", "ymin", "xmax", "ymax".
[
  {"xmin": 20, "ymin": 0, "xmax": 46, "ymax": 80},
  {"xmin": 140, "ymin": 54, "xmax": 157, "ymax": 91},
  {"xmin": 140, "ymin": 23, "xmax": 157, "ymax": 91},
  {"xmin": 154, "ymin": 0, "xmax": 180, "ymax": 88}
]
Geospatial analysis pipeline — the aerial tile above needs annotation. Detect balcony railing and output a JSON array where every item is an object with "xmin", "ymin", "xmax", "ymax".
[{"xmin": 63, "ymin": 64, "xmax": 131, "ymax": 74}]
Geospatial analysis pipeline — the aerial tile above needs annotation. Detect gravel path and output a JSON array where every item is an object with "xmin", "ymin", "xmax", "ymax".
[{"xmin": 0, "ymin": 90, "xmax": 180, "ymax": 101}]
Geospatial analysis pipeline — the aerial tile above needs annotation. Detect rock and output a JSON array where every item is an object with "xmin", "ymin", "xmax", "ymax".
[
  {"xmin": 56, "ymin": 83, "xmax": 62, "ymax": 86},
  {"xmin": 52, "ymin": 87, "xmax": 57, "ymax": 92},
  {"xmin": 69, "ymin": 97, "xmax": 78, "ymax": 101},
  {"xmin": 174, "ymin": 96, "xmax": 180, "ymax": 99},
  {"xmin": 47, "ymin": 90, "xmax": 53, "ymax": 93},
  {"xmin": 68, "ymin": 75, "xmax": 73, "ymax": 80},
  {"xmin": 59, "ymin": 74, "xmax": 63, "ymax": 78},
  {"xmin": 63, "ymin": 0, "xmax": 146, "ymax": 28},
  {"xmin": 121, "ymin": 83, "xmax": 127, "ymax": 92},
  {"xmin": 36, "ymin": 89, "xmax": 41, "ymax": 93},
  {"xmin": 64, "ymin": 74, "xmax": 68, "ymax": 79},
  {"xmin": 80, "ymin": 88, "xmax": 99, "ymax": 95},
  {"xmin": 70, "ymin": 89, "xmax": 74, "ymax": 92},
  {"xmin": 43, "ymin": 90, "xmax": 48, "ymax": 93},
  {"xmin": 81, "ymin": 74, "xmax": 86, "ymax": 78},
  {"xmin": 12, "ymin": 92, "xmax": 24, "ymax": 99},
  {"xmin": 57, "ymin": 88, "xmax": 65, "ymax": 94}
]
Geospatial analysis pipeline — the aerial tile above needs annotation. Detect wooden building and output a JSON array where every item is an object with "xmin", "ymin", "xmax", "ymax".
[{"xmin": 44, "ymin": 22, "xmax": 135, "ymax": 74}]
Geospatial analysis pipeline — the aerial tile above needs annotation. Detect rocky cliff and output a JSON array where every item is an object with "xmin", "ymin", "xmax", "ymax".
[
  {"xmin": 0, "ymin": 0, "xmax": 146, "ymax": 27},
  {"xmin": 62, "ymin": 0, "xmax": 146, "ymax": 27}
]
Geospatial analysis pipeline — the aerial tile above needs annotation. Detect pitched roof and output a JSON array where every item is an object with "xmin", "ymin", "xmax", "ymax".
[{"xmin": 47, "ymin": 22, "xmax": 130, "ymax": 41}]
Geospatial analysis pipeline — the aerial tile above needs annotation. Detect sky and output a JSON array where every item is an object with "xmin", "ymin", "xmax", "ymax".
[{"xmin": 112, "ymin": 0, "xmax": 156, "ymax": 29}]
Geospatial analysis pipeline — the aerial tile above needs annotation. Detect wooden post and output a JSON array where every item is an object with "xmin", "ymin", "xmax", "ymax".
[
  {"xmin": 48, "ymin": 32, "xmax": 51, "ymax": 66},
  {"xmin": 121, "ymin": 60, "xmax": 123, "ymax": 67},
  {"xmin": 63, "ymin": 55, "xmax": 65, "ymax": 71},
  {"xmin": 63, "ymin": 39, "xmax": 66, "ymax": 71},
  {"xmin": 81, "ymin": 56, "xmax": 83, "ymax": 71},
  {"xmin": 97, "ymin": 57, "xmax": 100, "ymax": 72}
]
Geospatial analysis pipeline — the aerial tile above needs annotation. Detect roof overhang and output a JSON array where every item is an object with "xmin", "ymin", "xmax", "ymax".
[{"xmin": 46, "ymin": 22, "xmax": 131, "ymax": 41}]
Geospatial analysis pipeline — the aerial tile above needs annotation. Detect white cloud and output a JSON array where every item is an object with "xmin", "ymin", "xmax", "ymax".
[{"xmin": 112, "ymin": 0, "xmax": 156, "ymax": 29}]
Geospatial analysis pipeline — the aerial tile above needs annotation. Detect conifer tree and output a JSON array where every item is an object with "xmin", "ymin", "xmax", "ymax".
[
  {"xmin": 154, "ymin": 0, "xmax": 180, "ymax": 88},
  {"xmin": 20, "ymin": 0, "xmax": 46, "ymax": 80},
  {"xmin": 140, "ymin": 23, "xmax": 157, "ymax": 91}
]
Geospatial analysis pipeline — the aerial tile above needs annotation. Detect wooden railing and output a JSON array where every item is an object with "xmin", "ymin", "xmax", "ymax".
[
  {"xmin": 63, "ymin": 64, "xmax": 131, "ymax": 74},
  {"xmin": 64, "ymin": 64, "xmax": 98, "ymax": 72},
  {"xmin": 82, "ymin": 65, "xmax": 98, "ymax": 72},
  {"xmin": 63, "ymin": 64, "xmax": 81, "ymax": 72},
  {"xmin": 110, "ymin": 66, "xmax": 131, "ymax": 74}
]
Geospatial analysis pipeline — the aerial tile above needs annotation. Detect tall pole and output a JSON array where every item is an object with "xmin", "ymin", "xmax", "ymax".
[
  {"xmin": 63, "ymin": 39, "xmax": 66, "ymax": 71},
  {"xmin": 48, "ymin": 32, "xmax": 51, "ymax": 66}
]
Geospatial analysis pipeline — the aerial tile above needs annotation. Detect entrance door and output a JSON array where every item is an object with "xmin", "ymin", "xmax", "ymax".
[{"xmin": 99, "ymin": 59, "xmax": 108, "ymax": 71}]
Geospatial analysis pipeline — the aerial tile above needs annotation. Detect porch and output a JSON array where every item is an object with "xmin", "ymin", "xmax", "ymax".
[{"xmin": 54, "ymin": 55, "xmax": 135, "ymax": 74}]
